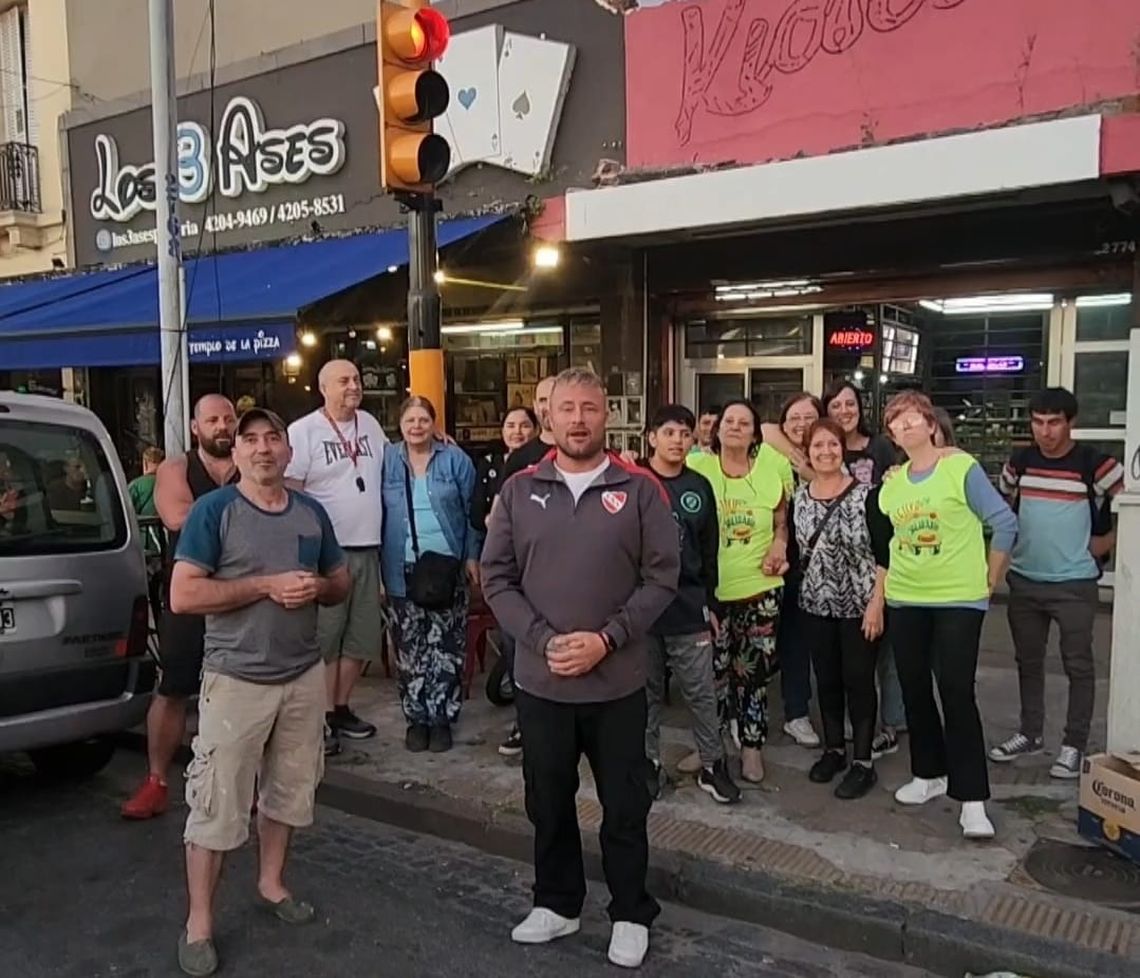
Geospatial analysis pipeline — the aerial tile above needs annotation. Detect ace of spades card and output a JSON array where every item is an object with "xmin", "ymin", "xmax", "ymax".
[
  {"xmin": 496, "ymin": 32, "xmax": 575, "ymax": 177},
  {"xmin": 436, "ymin": 25, "xmax": 504, "ymax": 173}
]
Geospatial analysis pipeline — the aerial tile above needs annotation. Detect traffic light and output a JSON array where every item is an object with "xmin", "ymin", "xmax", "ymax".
[{"xmin": 377, "ymin": 1, "xmax": 452, "ymax": 193}]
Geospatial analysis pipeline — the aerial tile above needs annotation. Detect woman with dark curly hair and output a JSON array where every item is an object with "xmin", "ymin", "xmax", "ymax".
[{"xmin": 688, "ymin": 400, "xmax": 793, "ymax": 784}]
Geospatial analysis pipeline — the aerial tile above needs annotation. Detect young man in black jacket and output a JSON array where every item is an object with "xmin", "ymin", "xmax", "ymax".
[{"xmin": 642, "ymin": 405, "xmax": 740, "ymax": 805}]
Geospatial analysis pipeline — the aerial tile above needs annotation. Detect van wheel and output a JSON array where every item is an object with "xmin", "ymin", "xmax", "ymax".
[
  {"xmin": 30, "ymin": 738, "xmax": 117, "ymax": 781},
  {"xmin": 485, "ymin": 655, "xmax": 515, "ymax": 707}
]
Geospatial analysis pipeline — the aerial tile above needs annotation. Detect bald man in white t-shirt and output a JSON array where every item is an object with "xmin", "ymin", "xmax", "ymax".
[{"xmin": 285, "ymin": 359, "xmax": 388, "ymax": 756}]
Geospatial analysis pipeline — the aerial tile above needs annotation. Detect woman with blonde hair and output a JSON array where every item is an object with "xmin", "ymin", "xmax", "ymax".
[
  {"xmin": 381, "ymin": 396, "xmax": 481, "ymax": 753},
  {"xmin": 878, "ymin": 391, "xmax": 1016, "ymax": 839}
]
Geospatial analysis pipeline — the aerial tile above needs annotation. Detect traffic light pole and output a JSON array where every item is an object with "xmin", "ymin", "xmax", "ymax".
[{"xmin": 404, "ymin": 192, "xmax": 446, "ymax": 427}]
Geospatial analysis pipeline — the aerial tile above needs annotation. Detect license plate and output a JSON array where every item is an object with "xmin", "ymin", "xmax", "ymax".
[{"xmin": 0, "ymin": 607, "xmax": 13, "ymax": 633}]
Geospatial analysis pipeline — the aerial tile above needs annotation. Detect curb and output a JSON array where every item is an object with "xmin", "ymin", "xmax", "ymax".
[{"xmin": 316, "ymin": 767, "xmax": 1135, "ymax": 978}]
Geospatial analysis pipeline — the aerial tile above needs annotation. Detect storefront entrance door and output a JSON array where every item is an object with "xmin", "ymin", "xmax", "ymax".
[{"xmin": 681, "ymin": 361, "xmax": 812, "ymax": 423}]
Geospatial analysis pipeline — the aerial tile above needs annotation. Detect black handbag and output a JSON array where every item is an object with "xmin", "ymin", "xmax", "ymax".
[{"xmin": 403, "ymin": 464, "xmax": 462, "ymax": 610}]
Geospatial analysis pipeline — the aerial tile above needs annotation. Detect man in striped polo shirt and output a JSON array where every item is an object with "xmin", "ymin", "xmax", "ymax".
[{"xmin": 991, "ymin": 387, "xmax": 1123, "ymax": 779}]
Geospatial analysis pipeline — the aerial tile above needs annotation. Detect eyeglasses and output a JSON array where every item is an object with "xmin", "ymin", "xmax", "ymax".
[{"xmin": 887, "ymin": 411, "xmax": 928, "ymax": 431}]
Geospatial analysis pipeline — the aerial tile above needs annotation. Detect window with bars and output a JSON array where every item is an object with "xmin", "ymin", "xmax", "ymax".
[
  {"xmin": 683, "ymin": 315, "xmax": 812, "ymax": 359},
  {"xmin": 922, "ymin": 311, "xmax": 1047, "ymax": 478}
]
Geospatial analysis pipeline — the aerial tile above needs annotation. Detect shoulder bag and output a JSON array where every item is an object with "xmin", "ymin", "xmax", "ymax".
[
  {"xmin": 403, "ymin": 462, "xmax": 462, "ymax": 610},
  {"xmin": 800, "ymin": 480, "xmax": 858, "ymax": 573}
]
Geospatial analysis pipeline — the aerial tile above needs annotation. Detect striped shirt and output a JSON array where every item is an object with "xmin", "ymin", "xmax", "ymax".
[{"xmin": 1000, "ymin": 444, "xmax": 1123, "ymax": 582}]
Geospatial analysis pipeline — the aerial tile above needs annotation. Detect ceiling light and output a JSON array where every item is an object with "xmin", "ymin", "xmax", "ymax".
[
  {"xmin": 300, "ymin": 331, "xmax": 317, "ymax": 348},
  {"xmin": 714, "ymin": 278, "xmax": 823, "ymax": 302},
  {"xmin": 533, "ymin": 244, "xmax": 561, "ymax": 270},
  {"xmin": 433, "ymin": 270, "xmax": 446, "ymax": 284},
  {"xmin": 376, "ymin": 325, "xmax": 394, "ymax": 342},
  {"xmin": 1075, "ymin": 293, "xmax": 1132, "ymax": 307},
  {"xmin": 921, "ymin": 294, "xmax": 1054, "ymax": 315},
  {"xmin": 284, "ymin": 353, "xmax": 303, "ymax": 370},
  {"xmin": 387, "ymin": 264, "xmax": 399, "ymax": 274},
  {"xmin": 441, "ymin": 319, "xmax": 525, "ymax": 335}
]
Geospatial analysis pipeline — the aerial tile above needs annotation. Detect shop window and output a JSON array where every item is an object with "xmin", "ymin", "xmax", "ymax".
[
  {"xmin": 685, "ymin": 315, "xmax": 811, "ymax": 359},
  {"xmin": 1075, "ymin": 295, "xmax": 1132, "ymax": 342},
  {"xmin": 882, "ymin": 324, "xmax": 919, "ymax": 375},
  {"xmin": 570, "ymin": 321, "xmax": 601, "ymax": 372},
  {"xmin": 922, "ymin": 310, "xmax": 1046, "ymax": 478},
  {"xmin": 445, "ymin": 324, "xmax": 567, "ymax": 446},
  {"xmin": 748, "ymin": 368, "xmax": 808, "ymax": 423},
  {"xmin": 1072, "ymin": 352, "xmax": 1128, "ymax": 428},
  {"xmin": 696, "ymin": 374, "xmax": 744, "ymax": 414}
]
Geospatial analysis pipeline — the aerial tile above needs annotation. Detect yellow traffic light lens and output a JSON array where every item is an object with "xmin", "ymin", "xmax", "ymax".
[
  {"xmin": 388, "ymin": 132, "xmax": 451, "ymax": 185},
  {"xmin": 410, "ymin": 21, "xmax": 426, "ymax": 59}
]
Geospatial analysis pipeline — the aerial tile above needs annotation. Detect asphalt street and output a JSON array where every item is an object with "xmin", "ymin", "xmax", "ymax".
[{"xmin": 0, "ymin": 749, "xmax": 936, "ymax": 978}]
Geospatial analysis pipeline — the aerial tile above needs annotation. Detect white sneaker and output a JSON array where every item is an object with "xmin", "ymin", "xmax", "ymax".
[
  {"xmin": 511, "ymin": 908, "xmax": 580, "ymax": 944},
  {"xmin": 960, "ymin": 801, "xmax": 995, "ymax": 840},
  {"xmin": 608, "ymin": 922, "xmax": 649, "ymax": 969},
  {"xmin": 894, "ymin": 776, "xmax": 948, "ymax": 806},
  {"xmin": 1050, "ymin": 745, "xmax": 1082, "ymax": 780},
  {"xmin": 784, "ymin": 717, "xmax": 821, "ymax": 748}
]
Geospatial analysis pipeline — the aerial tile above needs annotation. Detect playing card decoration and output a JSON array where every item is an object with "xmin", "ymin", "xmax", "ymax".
[{"xmin": 436, "ymin": 26, "xmax": 575, "ymax": 178}]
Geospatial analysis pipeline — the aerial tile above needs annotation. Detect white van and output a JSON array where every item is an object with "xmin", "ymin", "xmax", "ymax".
[{"xmin": 0, "ymin": 392, "xmax": 154, "ymax": 778}]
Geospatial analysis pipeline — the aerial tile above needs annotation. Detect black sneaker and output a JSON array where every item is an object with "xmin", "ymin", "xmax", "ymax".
[
  {"xmin": 323, "ymin": 722, "xmax": 341, "ymax": 758},
  {"xmin": 330, "ymin": 707, "xmax": 377, "ymax": 740},
  {"xmin": 809, "ymin": 750, "xmax": 848, "ymax": 784},
  {"xmin": 429, "ymin": 724, "xmax": 453, "ymax": 753},
  {"xmin": 647, "ymin": 760, "xmax": 664, "ymax": 801},
  {"xmin": 698, "ymin": 759, "xmax": 742, "ymax": 804},
  {"xmin": 405, "ymin": 724, "xmax": 430, "ymax": 752},
  {"xmin": 498, "ymin": 725, "xmax": 523, "ymax": 757},
  {"xmin": 835, "ymin": 763, "xmax": 878, "ymax": 800},
  {"xmin": 871, "ymin": 729, "xmax": 900, "ymax": 759}
]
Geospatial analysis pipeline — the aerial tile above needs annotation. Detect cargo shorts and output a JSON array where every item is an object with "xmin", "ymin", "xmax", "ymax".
[
  {"xmin": 318, "ymin": 546, "xmax": 383, "ymax": 662},
  {"xmin": 183, "ymin": 662, "xmax": 325, "ymax": 852}
]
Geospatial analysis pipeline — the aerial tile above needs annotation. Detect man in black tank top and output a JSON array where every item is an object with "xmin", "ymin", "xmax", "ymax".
[{"xmin": 122, "ymin": 394, "xmax": 239, "ymax": 820}]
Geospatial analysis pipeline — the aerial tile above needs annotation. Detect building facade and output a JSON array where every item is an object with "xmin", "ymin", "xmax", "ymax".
[
  {"xmin": 0, "ymin": 0, "xmax": 632, "ymax": 468},
  {"xmin": 0, "ymin": 0, "xmax": 69, "ymax": 276},
  {"xmin": 532, "ymin": 0, "xmax": 1140, "ymax": 487}
]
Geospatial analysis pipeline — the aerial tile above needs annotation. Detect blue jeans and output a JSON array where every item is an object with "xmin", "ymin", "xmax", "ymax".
[
  {"xmin": 778, "ymin": 575, "xmax": 812, "ymax": 721},
  {"xmin": 877, "ymin": 639, "xmax": 907, "ymax": 730}
]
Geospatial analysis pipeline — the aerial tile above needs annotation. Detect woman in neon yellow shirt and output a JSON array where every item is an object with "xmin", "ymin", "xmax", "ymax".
[
  {"xmin": 689, "ymin": 401, "xmax": 793, "ymax": 784},
  {"xmin": 879, "ymin": 392, "xmax": 1017, "ymax": 841}
]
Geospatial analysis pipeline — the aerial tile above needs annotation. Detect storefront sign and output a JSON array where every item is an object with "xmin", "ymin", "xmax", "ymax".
[
  {"xmin": 68, "ymin": 0, "xmax": 622, "ymax": 266},
  {"xmin": 955, "ymin": 355, "xmax": 1025, "ymax": 375},
  {"xmin": 828, "ymin": 328, "xmax": 876, "ymax": 350},
  {"xmin": 625, "ymin": 0, "xmax": 1140, "ymax": 171},
  {"xmin": 187, "ymin": 323, "xmax": 296, "ymax": 363},
  {"xmin": 90, "ymin": 96, "xmax": 347, "ymax": 224}
]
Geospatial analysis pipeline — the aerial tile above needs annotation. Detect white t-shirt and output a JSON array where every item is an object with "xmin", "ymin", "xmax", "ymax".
[
  {"xmin": 555, "ymin": 458, "xmax": 610, "ymax": 505},
  {"xmin": 285, "ymin": 408, "xmax": 388, "ymax": 547}
]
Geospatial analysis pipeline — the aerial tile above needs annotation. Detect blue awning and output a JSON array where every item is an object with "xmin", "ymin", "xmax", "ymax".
[{"xmin": 0, "ymin": 215, "xmax": 503, "ymax": 370}]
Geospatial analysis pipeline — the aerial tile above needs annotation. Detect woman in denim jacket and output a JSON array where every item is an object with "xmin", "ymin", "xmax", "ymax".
[{"xmin": 381, "ymin": 396, "xmax": 482, "ymax": 753}]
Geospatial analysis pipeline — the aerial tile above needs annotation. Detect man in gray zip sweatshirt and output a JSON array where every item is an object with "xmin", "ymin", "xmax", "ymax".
[{"xmin": 481, "ymin": 367, "xmax": 679, "ymax": 970}]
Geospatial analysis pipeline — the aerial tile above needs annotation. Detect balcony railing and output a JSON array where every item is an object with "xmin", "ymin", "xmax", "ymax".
[{"xmin": 0, "ymin": 141, "xmax": 41, "ymax": 214}]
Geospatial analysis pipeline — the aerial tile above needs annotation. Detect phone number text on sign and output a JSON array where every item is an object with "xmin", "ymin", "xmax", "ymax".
[{"xmin": 202, "ymin": 192, "xmax": 347, "ymax": 234}]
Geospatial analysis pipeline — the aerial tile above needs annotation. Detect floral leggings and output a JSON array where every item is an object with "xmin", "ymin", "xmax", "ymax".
[
  {"xmin": 714, "ymin": 589, "xmax": 782, "ymax": 750},
  {"xmin": 391, "ymin": 585, "xmax": 469, "ymax": 727}
]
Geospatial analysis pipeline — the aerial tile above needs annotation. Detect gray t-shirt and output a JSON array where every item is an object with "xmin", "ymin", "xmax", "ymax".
[{"xmin": 174, "ymin": 485, "xmax": 346, "ymax": 684}]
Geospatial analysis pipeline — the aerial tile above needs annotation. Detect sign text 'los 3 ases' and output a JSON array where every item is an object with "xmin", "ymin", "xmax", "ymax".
[{"xmin": 90, "ymin": 96, "xmax": 347, "ymax": 223}]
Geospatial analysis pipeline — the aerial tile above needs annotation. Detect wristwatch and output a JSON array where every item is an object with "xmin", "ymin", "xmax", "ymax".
[{"xmin": 599, "ymin": 631, "xmax": 616, "ymax": 654}]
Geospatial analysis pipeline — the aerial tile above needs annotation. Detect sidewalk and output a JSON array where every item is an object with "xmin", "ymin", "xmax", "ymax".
[{"xmin": 316, "ymin": 611, "xmax": 1135, "ymax": 978}]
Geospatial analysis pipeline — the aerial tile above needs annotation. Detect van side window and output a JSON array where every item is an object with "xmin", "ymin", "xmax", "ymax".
[{"xmin": 0, "ymin": 422, "xmax": 126, "ymax": 556}]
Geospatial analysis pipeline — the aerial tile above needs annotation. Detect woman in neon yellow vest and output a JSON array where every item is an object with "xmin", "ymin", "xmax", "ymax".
[
  {"xmin": 689, "ymin": 401, "xmax": 793, "ymax": 784},
  {"xmin": 879, "ymin": 392, "xmax": 1017, "ymax": 841}
]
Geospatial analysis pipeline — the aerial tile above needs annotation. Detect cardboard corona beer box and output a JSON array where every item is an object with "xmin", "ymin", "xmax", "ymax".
[{"xmin": 1078, "ymin": 753, "xmax": 1140, "ymax": 864}]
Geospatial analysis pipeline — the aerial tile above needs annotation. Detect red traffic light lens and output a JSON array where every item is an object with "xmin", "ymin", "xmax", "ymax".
[{"xmin": 413, "ymin": 9, "xmax": 450, "ymax": 61}]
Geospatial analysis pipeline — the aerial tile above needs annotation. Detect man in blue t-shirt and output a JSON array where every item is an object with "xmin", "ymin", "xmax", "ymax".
[
  {"xmin": 992, "ymin": 388, "xmax": 1123, "ymax": 780},
  {"xmin": 169, "ymin": 408, "xmax": 349, "ymax": 978}
]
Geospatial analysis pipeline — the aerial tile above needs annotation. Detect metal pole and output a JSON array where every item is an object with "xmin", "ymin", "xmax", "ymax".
[
  {"xmin": 406, "ymin": 195, "xmax": 446, "ymax": 428},
  {"xmin": 149, "ymin": 0, "xmax": 187, "ymax": 455}
]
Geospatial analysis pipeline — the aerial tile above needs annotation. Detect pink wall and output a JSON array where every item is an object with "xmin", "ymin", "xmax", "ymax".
[{"xmin": 626, "ymin": 0, "xmax": 1140, "ymax": 170}]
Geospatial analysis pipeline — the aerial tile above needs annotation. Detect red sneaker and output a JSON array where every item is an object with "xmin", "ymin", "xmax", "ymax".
[{"xmin": 121, "ymin": 774, "xmax": 169, "ymax": 820}]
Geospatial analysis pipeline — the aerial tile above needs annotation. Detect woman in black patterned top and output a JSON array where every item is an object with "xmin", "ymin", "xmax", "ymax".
[{"xmin": 793, "ymin": 419, "xmax": 893, "ymax": 800}]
